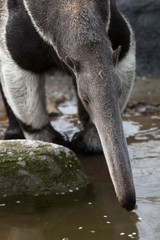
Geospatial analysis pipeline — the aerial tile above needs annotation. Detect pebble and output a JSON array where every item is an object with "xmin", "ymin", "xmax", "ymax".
[
  {"xmin": 90, "ymin": 230, "xmax": 95, "ymax": 233},
  {"xmin": 78, "ymin": 227, "xmax": 83, "ymax": 230},
  {"xmin": 128, "ymin": 234, "xmax": 133, "ymax": 237},
  {"xmin": 106, "ymin": 221, "xmax": 111, "ymax": 224},
  {"xmin": 128, "ymin": 234, "xmax": 135, "ymax": 238},
  {"xmin": 29, "ymin": 151, "xmax": 34, "ymax": 157},
  {"xmin": 0, "ymin": 203, "xmax": 5, "ymax": 207},
  {"xmin": 68, "ymin": 189, "xmax": 73, "ymax": 193},
  {"xmin": 7, "ymin": 152, "xmax": 13, "ymax": 156},
  {"xmin": 120, "ymin": 233, "xmax": 125, "ymax": 236}
]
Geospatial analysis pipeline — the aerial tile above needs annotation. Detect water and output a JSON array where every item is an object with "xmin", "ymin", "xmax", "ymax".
[{"xmin": 0, "ymin": 92, "xmax": 160, "ymax": 240}]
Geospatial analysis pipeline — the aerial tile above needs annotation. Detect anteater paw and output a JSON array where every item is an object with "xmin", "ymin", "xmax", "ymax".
[
  {"xmin": 4, "ymin": 127, "xmax": 25, "ymax": 140},
  {"xmin": 71, "ymin": 127, "xmax": 102, "ymax": 154}
]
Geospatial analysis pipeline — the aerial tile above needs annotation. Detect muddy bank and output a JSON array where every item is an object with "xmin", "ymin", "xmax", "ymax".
[
  {"xmin": 46, "ymin": 74, "xmax": 160, "ymax": 116},
  {"xmin": 45, "ymin": 74, "xmax": 160, "ymax": 117},
  {"xmin": 0, "ymin": 72, "xmax": 159, "ymax": 140},
  {"xmin": 125, "ymin": 76, "xmax": 160, "ymax": 115}
]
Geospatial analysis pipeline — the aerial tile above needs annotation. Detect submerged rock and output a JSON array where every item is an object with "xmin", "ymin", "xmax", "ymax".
[{"xmin": 0, "ymin": 140, "xmax": 88, "ymax": 197}]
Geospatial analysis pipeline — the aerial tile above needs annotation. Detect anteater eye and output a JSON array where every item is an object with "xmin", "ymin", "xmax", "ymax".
[
  {"xmin": 118, "ymin": 87, "xmax": 122, "ymax": 97},
  {"xmin": 83, "ymin": 98, "xmax": 89, "ymax": 105},
  {"xmin": 81, "ymin": 94, "xmax": 90, "ymax": 106}
]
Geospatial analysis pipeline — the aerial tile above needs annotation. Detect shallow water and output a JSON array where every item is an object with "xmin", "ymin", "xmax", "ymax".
[{"xmin": 0, "ymin": 98, "xmax": 160, "ymax": 240}]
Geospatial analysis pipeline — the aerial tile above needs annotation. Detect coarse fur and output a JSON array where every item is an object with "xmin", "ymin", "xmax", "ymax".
[
  {"xmin": 0, "ymin": 0, "xmax": 136, "ymax": 210},
  {"xmin": 0, "ymin": 0, "xmax": 135, "ymax": 150}
]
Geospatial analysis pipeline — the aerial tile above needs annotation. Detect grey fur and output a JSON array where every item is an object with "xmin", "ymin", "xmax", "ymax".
[{"xmin": 0, "ymin": 0, "xmax": 136, "ymax": 210}]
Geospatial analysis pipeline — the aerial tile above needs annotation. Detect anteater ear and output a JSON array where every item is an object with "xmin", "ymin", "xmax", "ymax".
[
  {"xmin": 113, "ymin": 45, "xmax": 121, "ymax": 66},
  {"xmin": 65, "ymin": 56, "xmax": 77, "ymax": 71}
]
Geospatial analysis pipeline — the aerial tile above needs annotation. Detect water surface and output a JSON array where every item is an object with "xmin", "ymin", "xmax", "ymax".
[{"xmin": 0, "ymin": 87, "xmax": 160, "ymax": 240}]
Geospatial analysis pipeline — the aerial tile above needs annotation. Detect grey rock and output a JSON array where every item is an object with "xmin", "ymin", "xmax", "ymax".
[{"xmin": 0, "ymin": 140, "xmax": 88, "ymax": 197}]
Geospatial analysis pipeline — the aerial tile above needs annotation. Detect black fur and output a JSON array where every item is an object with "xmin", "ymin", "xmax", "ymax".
[
  {"xmin": 6, "ymin": 0, "xmax": 65, "ymax": 74},
  {"xmin": 109, "ymin": 0, "xmax": 130, "ymax": 60},
  {"xmin": 6, "ymin": 0, "xmax": 130, "ymax": 74},
  {"xmin": 0, "ymin": 84, "xmax": 24, "ymax": 139},
  {"xmin": 18, "ymin": 120, "xmax": 69, "ymax": 147},
  {"xmin": 18, "ymin": 120, "xmax": 43, "ymax": 134}
]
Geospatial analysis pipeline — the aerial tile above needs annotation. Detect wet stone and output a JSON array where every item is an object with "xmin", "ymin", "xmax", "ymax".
[{"xmin": 0, "ymin": 140, "xmax": 88, "ymax": 197}]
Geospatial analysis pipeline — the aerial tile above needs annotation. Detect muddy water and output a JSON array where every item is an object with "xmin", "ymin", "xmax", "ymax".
[{"xmin": 0, "ymin": 77, "xmax": 160, "ymax": 240}]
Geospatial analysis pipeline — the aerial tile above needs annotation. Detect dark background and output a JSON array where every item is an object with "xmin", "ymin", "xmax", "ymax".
[{"xmin": 117, "ymin": 0, "xmax": 160, "ymax": 76}]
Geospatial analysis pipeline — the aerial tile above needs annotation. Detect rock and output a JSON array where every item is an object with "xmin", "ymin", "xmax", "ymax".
[
  {"xmin": 0, "ymin": 140, "xmax": 88, "ymax": 197},
  {"xmin": 117, "ymin": 0, "xmax": 160, "ymax": 76}
]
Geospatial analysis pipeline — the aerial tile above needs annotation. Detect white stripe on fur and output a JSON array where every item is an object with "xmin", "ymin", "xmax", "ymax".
[
  {"xmin": 0, "ymin": 58, "xmax": 49, "ymax": 129},
  {"xmin": 116, "ymin": 16, "xmax": 136, "ymax": 113},
  {"xmin": 22, "ymin": 0, "xmax": 63, "ymax": 63},
  {"xmin": 0, "ymin": 1, "xmax": 49, "ymax": 130},
  {"xmin": 106, "ymin": 0, "xmax": 111, "ymax": 31}
]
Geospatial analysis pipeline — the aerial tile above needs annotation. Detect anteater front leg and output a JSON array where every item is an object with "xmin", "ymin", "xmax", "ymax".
[
  {"xmin": 0, "ymin": 83, "xmax": 24, "ymax": 140},
  {"xmin": 0, "ymin": 61, "xmax": 65, "ymax": 145},
  {"xmin": 71, "ymin": 96, "xmax": 102, "ymax": 153}
]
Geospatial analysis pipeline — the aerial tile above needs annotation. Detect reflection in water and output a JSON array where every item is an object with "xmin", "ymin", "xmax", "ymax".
[
  {"xmin": 0, "ymin": 179, "xmax": 139, "ymax": 240},
  {"xmin": 7, "ymin": 228, "xmax": 45, "ymax": 240},
  {"xmin": 0, "ymin": 98, "xmax": 160, "ymax": 240},
  {"xmin": 129, "ymin": 140, "xmax": 160, "ymax": 240}
]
